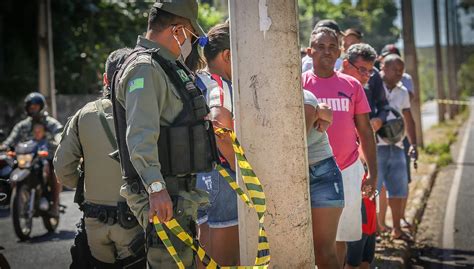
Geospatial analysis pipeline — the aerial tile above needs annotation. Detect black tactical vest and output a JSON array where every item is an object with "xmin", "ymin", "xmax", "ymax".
[{"xmin": 110, "ymin": 46, "xmax": 219, "ymax": 184}]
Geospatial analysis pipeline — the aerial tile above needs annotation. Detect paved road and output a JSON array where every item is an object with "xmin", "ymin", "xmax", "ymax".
[
  {"xmin": 414, "ymin": 100, "xmax": 474, "ymax": 268},
  {"xmin": 0, "ymin": 190, "xmax": 81, "ymax": 268}
]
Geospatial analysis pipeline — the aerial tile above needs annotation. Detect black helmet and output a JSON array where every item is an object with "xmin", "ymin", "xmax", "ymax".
[
  {"xmin": 377, "ymin": 106, "xmax": 405, "ymax": 144},
  {"xmin": 24, "ymin": 92, "xmax": 46, "ymax": 117}
]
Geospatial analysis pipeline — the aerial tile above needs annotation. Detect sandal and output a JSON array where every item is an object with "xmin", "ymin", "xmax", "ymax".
[
  {"xmin": 401, "ymin": 218, "xmax": 413, "ymax": 229},
  {"xmin": 392, "ymin": 231, "xmax": 414, "ymax": 243}
]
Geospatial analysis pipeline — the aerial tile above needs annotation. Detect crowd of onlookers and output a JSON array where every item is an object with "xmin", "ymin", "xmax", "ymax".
[{"xmin": 194, "ymin": 18, "xmax": 419, "ymax": 269}]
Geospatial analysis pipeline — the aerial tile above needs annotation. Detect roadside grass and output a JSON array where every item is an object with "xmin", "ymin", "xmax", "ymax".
[{"xmin": 420, "ymin": 108, "xmax": 469, "ymax": 167}]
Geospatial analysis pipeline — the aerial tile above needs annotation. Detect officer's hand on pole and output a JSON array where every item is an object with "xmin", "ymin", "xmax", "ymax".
[{"xmin": 148, "ymin": 189, "xmax": 173, "ymax": 223}]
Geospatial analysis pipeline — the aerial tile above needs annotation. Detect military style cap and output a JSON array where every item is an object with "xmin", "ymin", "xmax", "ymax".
[{"xmin": 153, "ymin": 0, "xmax": 205, "ymax": 36}]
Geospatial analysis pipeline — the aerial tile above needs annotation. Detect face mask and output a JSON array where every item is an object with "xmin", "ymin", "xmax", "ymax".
[{"xmin": 173, "ymin": 28, "xmax": 192, "ymax": 61}]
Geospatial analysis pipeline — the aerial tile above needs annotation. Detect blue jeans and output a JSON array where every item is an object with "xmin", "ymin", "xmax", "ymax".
[
  {"xmin": 377, "ymin": 145, "xmax": 409, "ymax": 198},
  {"xmin": 196, "ymin": 168, "xmax": 238, "ymax": 228},
  {"xmin": 309, "ymin": 157, "xmax": 344, "ymax": 208}
]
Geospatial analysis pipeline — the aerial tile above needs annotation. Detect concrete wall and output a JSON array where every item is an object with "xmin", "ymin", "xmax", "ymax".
[{"xmin": 0, "ymin": 94, "xmax": 99, "ymax": 133}]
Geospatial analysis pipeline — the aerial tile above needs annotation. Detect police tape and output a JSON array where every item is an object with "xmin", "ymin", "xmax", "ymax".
[
  {"xmin": 434, "ymin": 99, "xmax": 472, "ymax": 106},
  {"xmin": 153, "ymin": 128, "xmax": 270, "ymax": 268}
]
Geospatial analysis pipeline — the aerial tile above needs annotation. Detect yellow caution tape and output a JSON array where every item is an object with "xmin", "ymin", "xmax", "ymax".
[
  {"xmin": 434, "ymin": 99, "xmax": 472, "ymax": 105},
  {"xmin": 153, "ymin": 127, "xmax": 270, "ymax": 268}
]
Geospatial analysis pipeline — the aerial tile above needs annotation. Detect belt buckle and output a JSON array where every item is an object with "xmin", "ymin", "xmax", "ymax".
[{"xmin": 97, "ymin": 209, "xmax": 108, "ymax": 223}]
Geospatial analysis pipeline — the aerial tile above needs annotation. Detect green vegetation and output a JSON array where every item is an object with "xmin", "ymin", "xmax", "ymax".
[
  {"xmin": 298, "ymin": 0, "xmax": 399, "ymax": 52},
  {"xmin": 458, "ymin": 53, "xmax": 474, "ymax": 98}
]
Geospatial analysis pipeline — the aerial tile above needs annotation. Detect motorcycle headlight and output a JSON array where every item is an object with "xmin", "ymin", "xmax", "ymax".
[{"xmin": 17, "ymin": 154, "xmax": 33, "ymax": 168}]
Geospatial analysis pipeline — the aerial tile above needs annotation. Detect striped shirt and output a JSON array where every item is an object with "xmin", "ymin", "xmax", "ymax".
[{"xmin": 196, "ymin": 71, "xmax": 234, "ymax": 116}]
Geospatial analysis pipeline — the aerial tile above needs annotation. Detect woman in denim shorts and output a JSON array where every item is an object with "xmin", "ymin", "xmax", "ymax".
[
  {"xmin": 303, "ymin": 89, "xmax": 345, "ymax": 268},
  {"xmin": 195, "ymin": 21, "xmax": 239, "ymax": 266}
]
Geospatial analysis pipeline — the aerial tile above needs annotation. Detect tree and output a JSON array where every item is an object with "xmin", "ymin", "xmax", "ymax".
[{"xmin": 298, "ymin": 0, "xmax": 400, "ymax": 53}]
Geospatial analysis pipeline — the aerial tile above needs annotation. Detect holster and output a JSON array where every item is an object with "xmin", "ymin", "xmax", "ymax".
[
  {"xmin": 70, "ymin": 218, "xmax": 93, "ymax": 269},
  {"xmin": 116, "ymin": 232, "xmax": 146, "ymax": 269},
  {"xmin": 117, "ymin": 202, "xmax": 139, "ymax": 230},
  {"xmin": 158, "ymin": 120, "xmax": 219, "ymax": 177}
]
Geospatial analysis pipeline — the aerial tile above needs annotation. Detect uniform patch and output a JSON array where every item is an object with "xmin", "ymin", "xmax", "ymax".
[
  {"xmin": 128, "ymin": 78, "xmax": 144, "ymax": 93},
  {"xmin": 177, "ymin": 69, "xmax": 190, "ymax": 83}
]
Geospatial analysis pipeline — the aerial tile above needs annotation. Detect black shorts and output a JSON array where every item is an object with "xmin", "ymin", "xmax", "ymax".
[{"xmin": 346, "ymin": 233, "xmax": 376, "ymax": 266}]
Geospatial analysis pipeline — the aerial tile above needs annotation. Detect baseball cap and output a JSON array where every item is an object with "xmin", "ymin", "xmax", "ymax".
[
  {"xmin": 153, "ymin": 0, "xmax": 205, "ymax": 36},
  {"xmin": 314, "ymin": 19, "xmax": 344, "ymax": 35},
  {"xmin": 344, "ymin": 28, "xmax": 363, "ymax": 39},
  {"xmin": 381, "ymin": 44, "xmax": 401, "ymax": 57}
]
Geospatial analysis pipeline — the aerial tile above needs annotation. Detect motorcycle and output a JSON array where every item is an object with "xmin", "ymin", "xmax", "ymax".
[
  {"xmin": 9, "ymin": 140, "xmax": 59, "ymax": 241},
  {"xmin": 0, "ymin": 150, "xmax": 15, "ymax": 207}
]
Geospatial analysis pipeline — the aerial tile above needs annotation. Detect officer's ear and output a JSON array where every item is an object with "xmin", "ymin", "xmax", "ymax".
[{"xmin": 103, "ymin": 73, "xmax": 109, "ymax": 88}]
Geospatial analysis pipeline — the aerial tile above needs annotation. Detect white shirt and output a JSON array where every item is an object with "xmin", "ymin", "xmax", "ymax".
[{"xmin": 377, "ymin": 82, "xmax": 411, "ymax": 147}]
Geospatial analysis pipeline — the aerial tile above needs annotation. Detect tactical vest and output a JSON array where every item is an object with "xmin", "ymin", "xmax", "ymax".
[{"xmin": 110, "ymin": 46, "xmax": 219, "ymax": 184}]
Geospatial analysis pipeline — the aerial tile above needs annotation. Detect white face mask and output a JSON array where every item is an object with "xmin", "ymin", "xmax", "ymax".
[{"xmin": 173, "ymin": 28, "xmax": 192, "ymax": 61}]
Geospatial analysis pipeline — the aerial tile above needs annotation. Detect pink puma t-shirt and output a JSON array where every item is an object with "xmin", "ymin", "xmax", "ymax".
[{"xmin": 302, "ymin": 70, "xmax": 371, "ymax": 170}]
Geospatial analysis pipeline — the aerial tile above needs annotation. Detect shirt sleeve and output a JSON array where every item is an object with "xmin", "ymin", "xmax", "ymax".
[
  {"xmin": 123, "ymin": 63, "xmax": 165, "ymax": 187},
  {"xmin": 353, "ymin": 80, "xmax": 372, "ymax": 115},
  {"xmin": 53, "ymin": 110, "xmax": 82, "ymax": 189},
  {"xmin": 208, "ymin": 78, "xmax": 233, "ymax": 113},
  {"xmin": 401, "ymin": 88, "xmax": 411, "ymax": 110},
  {"xmin": 2, "ymin": 121, "xmax": 23, "ymax": 148},
  {"xmin": 303, "ymin": 89, "xmax": 319, "ymax": 109}
]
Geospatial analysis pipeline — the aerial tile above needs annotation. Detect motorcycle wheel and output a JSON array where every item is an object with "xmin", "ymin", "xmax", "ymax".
[
  {"xmin": 42, "ymin": 213, "xmax": 59, "ymax": 232},
  {"xmin": 11, "ymin": 184, "xmax": 33, "ymax": 241}
]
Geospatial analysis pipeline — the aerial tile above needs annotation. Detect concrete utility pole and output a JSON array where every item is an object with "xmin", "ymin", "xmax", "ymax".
[
  {"xmin": 433, "ymin": 0, "xmax": 446, "ymax": 122},
  {"xmin": 229, "ymin": 0, "xmax": 314, "ymax": 267},
  {"xmin": 401, "ymin": 0, "xmax": 424, "ymax": 147},
  {"xmin": 38, "ymin": 0, "xmax": 57, "ymax": 118},
  {"xmin": 445, "ymin": 0, "xmax": 459, "ymax": 118}
]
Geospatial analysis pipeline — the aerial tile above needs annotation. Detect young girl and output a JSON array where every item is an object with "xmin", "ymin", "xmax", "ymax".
[
  {"xmin": 303, "ymin": 89, "xmax": 345, "ymax": 269},
  {"xmin": 195, "ymin": 21, "xmax": 239, "ymax": 266}
]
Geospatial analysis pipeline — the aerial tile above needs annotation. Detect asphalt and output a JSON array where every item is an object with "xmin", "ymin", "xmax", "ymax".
[
  {"xmin": 413, "ymin": 101, "xmax": 474, "ymax": 268},
  {"xmin": 0, "ymin": 190, "xmax": 81, "ymax": 268}
]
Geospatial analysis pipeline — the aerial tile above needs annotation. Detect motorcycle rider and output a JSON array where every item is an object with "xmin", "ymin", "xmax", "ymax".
[{"xmin": 1, "ymin": 93, "xmax": 62, "ymax": 216}]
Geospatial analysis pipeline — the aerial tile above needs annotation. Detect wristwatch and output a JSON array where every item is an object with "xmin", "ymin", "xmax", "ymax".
[{"xmin": 147, "ymin": 182, "xmax": 165, "ymax": 194}]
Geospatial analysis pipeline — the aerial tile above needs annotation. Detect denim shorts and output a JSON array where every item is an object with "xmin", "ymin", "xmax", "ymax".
[
  {"xmin": 376, "ymin": 145, "xmax": 409, "ymax": 198},
  {"xmin": 309, "ymin": 157, "xmax": 344, "ymax": 208},
  {"xmin": 196, "ymin": 168, "xmax": 238, "ymax": 228}
]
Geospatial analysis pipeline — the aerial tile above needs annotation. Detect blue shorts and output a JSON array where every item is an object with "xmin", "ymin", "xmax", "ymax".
[
  {"xmin": 346, "ymin": 233, "xmax": 376, "ymax": 266},
  {"xmin": 196, "ymin": 168, "xmax": 238, "ymax": 228},
  {"xmin": 309, "ymin": 157, "xmax": 344, "ymax": 208},
  {"xmin": 376, "ymin": 145, "xmax": 409, "ymax": 198}
]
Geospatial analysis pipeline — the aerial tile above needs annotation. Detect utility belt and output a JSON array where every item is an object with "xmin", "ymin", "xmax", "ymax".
[
  {"xmin": 126, "ymin": 176, "xmax": 197, "ymax": 195},
  {"xmin": 83, "ymin": 202, "xmax": 138, "ymax": 229}
]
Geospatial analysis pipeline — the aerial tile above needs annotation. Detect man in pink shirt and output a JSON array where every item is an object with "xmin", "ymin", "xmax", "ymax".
[{"xmin": 302, "ymin": 27, "xmax": 377, "ymax": 267}]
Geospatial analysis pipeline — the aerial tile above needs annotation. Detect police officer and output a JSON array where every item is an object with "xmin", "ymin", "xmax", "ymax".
[
  {"xmin": 54, "ymin": 48, "xmax": 145, "ymax": 268},
  {"xmin": 111, "ymin": 1, "xmax": 218, "ymax": 268},
  {"xmin": 1, "ymin": 92, "xmax": 62, "ymax": 216}
]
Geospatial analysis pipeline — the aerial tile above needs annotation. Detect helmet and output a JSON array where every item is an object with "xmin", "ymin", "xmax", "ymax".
[
  {"xmin": 377, "ymin": 106, "xmax": 405, "ymax": 144},
  {"xmin": 24, "ymin": 92, "xmax": 46, "ymax": 116}
]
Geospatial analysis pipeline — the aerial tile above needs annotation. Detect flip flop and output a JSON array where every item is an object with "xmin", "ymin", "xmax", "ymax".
[
  {"xmin": 392, "ymin": 231, "xmax": 414, "ymax": 243},
  {"xmin": 401, "ymin": 218, "xmax": 413, "ymax": 229}
]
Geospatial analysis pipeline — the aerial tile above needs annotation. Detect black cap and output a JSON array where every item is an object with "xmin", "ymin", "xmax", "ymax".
[
  {"xmin": 314, "ymin": 20, "xmax": 344, "ymax": 35},
  {"xmin": 381, "ymin": 44, "xmax": 401, "ymax": 57}
]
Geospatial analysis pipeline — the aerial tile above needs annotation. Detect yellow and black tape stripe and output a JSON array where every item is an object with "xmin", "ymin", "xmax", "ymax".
[
  {"xmin": 434, "ymin": 99, "xmax": 472, "ymax": 106},
  {"xmin": 152, "ymin": 128, "xmax": 270, "ymax": 268}
]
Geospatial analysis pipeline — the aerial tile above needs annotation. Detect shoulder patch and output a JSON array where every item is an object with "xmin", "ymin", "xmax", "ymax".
[
  {"xmin": 128, "ymin": 78, "xmax": 144, "ymax": 93},
  {"xmin": 177, "ymin": 69, "xmax": 190, "ymax": 83}
]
